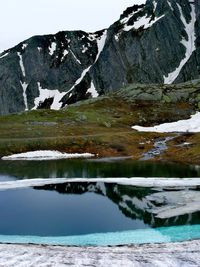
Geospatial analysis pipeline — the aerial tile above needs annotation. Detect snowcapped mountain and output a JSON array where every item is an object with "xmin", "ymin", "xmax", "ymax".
[{"xmin": 0, "ymin": 0, "xmax": 199, "ymax": 114}]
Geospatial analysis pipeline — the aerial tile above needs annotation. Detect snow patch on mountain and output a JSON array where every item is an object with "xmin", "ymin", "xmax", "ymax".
[
  {"xmin": 115, "ymin": 7, "xmax": 144, "ymax": 41},
  {"xmin": 164, "ymin": 3, "xmax": 196, "ymax": 84},
  {"xmin": 88, "ymin": 33, "xmax": 97, "ymax": 41},
  {"xmin": 61, "ymin": 49, "xmax": 69, "ymax": 61},
  {"xmin": 116, "ymin": 5, "xmax": 164, "ymax": 41},
  {"xmin": 123, "ymin": 14, "xmax": 165, "ymax": 32},
  {"xmin": 87, "ymin": 81, "xmax": 99, "ymax": 98},
  {"xmin": 65, "ymin": 31, "xmax": 107, "ymax": 97},
  {"xmin": 17, "ymin": 52, "xmax": 26, "ymax": 77},
  {"xmin": 20, "ymin": 81, "xmax": 28, "ymax": 111},
  {"xmin": 82, "ymin": 44, "xmax": 88, "ymax": 53},
  {"xmin": 168, "ymin": 1, "xmax": 174, "ymax": 11},
  {"xmin": 49, "ymin": 42, "xmax": 57, "ymax": 56},
  {"xmin": 152, "ymin": 1, "xmax": 157, "ymax": 12},
  {"xmin": 120, "ymin": 7, "xmax": 144, "ymax": 25},
  {"xmin": 95, "ymin": 30, "xmax": 107, "ymax": 63},
  {"xmin": 22, "ymin": 43, "xmax": 28, "ymax": 50},
  {"xmin": 0, "ymin": 52, "xmax": 9, "ymax": 59},
  {"xmin": 33, "ymin": 82, "xmax": 66, "ymax": 110},
  {"xmin": 70, "ymin": 49, "xmax": 81, "ymax": 64},
  {"xmin": 66, "ymin": 66, "xmax": 91, "ymax": 95},
  {"xmin": 17, "ymin": 52, "xmax": 28, "ymax": 110},
  {"xmin": 65, "ymin": 36, "xmax": 71, "ymax": 43}
]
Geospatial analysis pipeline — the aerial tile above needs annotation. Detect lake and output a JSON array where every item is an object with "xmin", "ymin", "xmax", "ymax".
[{"xmin": 0, "ymin": 158, "xmax": 200, "ymax": 245}]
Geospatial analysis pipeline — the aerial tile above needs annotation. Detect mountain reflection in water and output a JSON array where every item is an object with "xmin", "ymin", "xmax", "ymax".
[
  {"xmin": 35, "ymin": 182, "xmax": 200, "ymax": 229},
  {"xmin": 0, "ymin": 158, "xmax": 200, "ymax": 180},
  {"xmin": 0, "ymin": 158, "xmax": 200, "ymax": 236}
]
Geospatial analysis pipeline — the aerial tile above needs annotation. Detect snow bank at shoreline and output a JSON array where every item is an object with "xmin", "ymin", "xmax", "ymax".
[
  {"xmin": 132, "ymin": 112, "xmax": 200, "ymax": 133},
  {"xmin": 0, "ymin": 177, "xmax": 200, "ymax": 191},
  {"xmin": 1, "ymin": 150, "xmax": 95, "ymax": 161},
  {"xmin": 0, "ymin": 239, "xmax": 200, "ymax": 266}
]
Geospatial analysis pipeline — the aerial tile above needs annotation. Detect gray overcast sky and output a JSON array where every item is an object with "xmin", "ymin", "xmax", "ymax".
[{"xmin": 0, "ymin": 0, "xmax": 145, "ymax": 53}]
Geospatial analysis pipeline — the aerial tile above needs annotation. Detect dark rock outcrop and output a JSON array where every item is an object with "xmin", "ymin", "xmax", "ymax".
[
  {"xmin": 0, "ymin": 0, "xmax": 200, "ymax": 114},
  {"xmin": 115, "ymin": 79, "xmax": 200, "ymax": 107}
]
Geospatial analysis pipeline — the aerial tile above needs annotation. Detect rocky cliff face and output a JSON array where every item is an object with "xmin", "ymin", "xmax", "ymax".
[{"xmin": 0, "ymin": 0, "xmax": 200, "ymax": 114}]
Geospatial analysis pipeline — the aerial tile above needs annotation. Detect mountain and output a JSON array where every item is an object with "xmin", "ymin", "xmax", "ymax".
[{"xmin": 0, "ymin": 0, "xmax": 199, "ymax": 115}]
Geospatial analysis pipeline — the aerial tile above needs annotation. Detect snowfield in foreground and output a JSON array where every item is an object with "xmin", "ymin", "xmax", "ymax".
[
  {"xmin": 1, "ymin": 151, "xmax": 95, "ymax": 161},
  {"xmin": 132, "ymin": 112, "xmax": 200, "ymax": 133},
  {"xmin": 0, "ymin": 240, "xmax": 199, "ymax": 267}
]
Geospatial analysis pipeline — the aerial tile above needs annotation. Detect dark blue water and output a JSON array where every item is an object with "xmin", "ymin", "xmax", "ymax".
[
  {"xmin": 0, "ymin": 187, "xmax": 148, "ymax": 236},
  {"xmin": 0, "ymin": 159, "xmax": 199, "ymax": 238}
]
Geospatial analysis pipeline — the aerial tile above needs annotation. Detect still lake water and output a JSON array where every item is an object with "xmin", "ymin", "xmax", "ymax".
[{"xmin": 0, "ymin": 158, "xmax": 200, "ymax": 244}]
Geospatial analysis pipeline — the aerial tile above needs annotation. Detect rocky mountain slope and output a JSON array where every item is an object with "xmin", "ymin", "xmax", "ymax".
[{"xmin": 0, "ymin": 0, "xmax": 199, "ymax": 114}]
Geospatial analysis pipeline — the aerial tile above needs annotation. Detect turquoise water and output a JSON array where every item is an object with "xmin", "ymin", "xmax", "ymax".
[{"xmin": 0, "ymin": 224, "xmax": 200, "ymax": 246}]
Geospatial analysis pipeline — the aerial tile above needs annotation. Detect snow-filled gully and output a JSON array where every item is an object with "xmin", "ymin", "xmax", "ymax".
[
  {"xmin": 30, "ymin": 31, "xmax": 107, "ymax": 111},
  {"xmin": 17, "ymin": 51, "xmax": 29, "ymax": 111},
  {"xmin": 164, "ymin": 3, "xmax": 196, "ymax": 84},
  {"xmin": 65, "ymin": 30, "xmax": 107, "ymax": 97}
]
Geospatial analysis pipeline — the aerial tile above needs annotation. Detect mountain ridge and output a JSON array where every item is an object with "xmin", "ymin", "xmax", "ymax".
[{"xmin": 0, "ymin": 0, "xmax": 199, "ymax": 114}]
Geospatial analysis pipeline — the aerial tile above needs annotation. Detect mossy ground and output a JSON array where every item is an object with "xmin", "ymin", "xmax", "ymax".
[
  {"xmin": 162, "ymin": 133, "xmax": 200, "ymax": 165},
  {"xmin": 0, "ymin": 95, "xmax": 199, "ymax": 165}
]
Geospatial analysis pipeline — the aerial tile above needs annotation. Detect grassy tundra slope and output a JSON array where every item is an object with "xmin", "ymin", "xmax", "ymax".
[
  {"xmin": 0, "ymin": 80, "xmax": 200, "ymax": 164},
  {"xmin": 0, "ymin": 81, "xmax": 200, "ymax": 165}
]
